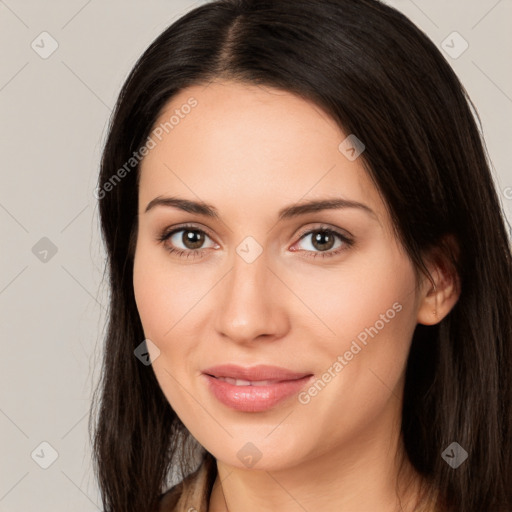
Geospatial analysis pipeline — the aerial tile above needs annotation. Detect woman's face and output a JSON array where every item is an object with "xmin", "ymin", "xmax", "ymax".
[{"xmin": 133, "ymin": 80, "xmax": 428, "ymax": 471}]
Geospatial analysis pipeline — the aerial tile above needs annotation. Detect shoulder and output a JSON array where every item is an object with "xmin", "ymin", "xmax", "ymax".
[{"xmin": 157, "ymin": 456, "xmax": 216, "ymax": 512}]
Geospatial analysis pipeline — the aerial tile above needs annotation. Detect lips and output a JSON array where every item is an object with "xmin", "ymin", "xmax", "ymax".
[
  {"xmin": 214, "ymin": 377, "xmax": 277, "ymax": 386},
  {"xmin": 202, "ymin": 364, "xmax": 313, "ymax": 412},
  {"xmin": 202, "ymin": 364, "xmax": 311, "ymax": 382}
]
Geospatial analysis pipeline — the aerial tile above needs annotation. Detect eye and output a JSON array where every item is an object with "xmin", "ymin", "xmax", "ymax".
[
  {"xmin": 157, "ymin": 223, "xmax": 354, "ymax": 260},
  {"xmin": 157, "ymin": 224, "xmax": 218, "ymax": 259},
  {"xmin": 291, "ymin": 225, "xmax": 354, "ymax": 259}
]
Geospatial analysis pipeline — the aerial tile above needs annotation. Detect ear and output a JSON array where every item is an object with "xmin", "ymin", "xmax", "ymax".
[{"xmin": 417, "ymin": 234, "xmax": 461, "ymax": 326}]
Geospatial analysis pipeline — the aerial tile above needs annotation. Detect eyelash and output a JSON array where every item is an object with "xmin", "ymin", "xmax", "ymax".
[{"xmin": 156, "ymin": 223, "xmax": 354, "ymax": 260}]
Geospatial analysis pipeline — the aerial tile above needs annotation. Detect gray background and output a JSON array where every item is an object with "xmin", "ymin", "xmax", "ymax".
[{"xmin": 1, "ymin": 0, "xmax": 511, "ymax": 510}]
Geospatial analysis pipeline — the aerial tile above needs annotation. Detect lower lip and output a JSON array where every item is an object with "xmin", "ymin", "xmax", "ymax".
[{"xmin": 203, "ymin": 374, "xmax": 313, "ymax": 412}]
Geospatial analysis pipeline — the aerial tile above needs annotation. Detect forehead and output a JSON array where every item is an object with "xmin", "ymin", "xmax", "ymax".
[{"xmin": 138, "ymin": 80, "xmax": 386, "ymax": 223}]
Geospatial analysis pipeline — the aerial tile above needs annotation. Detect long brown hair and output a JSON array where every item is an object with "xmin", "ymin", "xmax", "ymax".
[{"xmin": 90, "ymin": 1, "xmax": 512, "ymax": 510}]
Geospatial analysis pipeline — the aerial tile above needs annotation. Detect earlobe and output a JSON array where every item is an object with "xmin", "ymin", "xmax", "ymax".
[{"xmin": 416, "ymin": 236, "xmax": 461, "ymax": 326}]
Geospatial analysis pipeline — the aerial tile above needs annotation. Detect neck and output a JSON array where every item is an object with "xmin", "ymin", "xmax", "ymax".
[{"xmin": 208, "ymin": 398, "xmax": 432, "ymax": 512}]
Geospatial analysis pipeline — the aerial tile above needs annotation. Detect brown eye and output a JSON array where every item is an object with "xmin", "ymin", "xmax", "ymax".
[
  {"xmin": 180, "ymin": 229, "xmax": 206, "ymax": 250},
  {"xmin": 158, "ymin": 225, "xmax": 218, "ymax": 258},
  {"xmin": 310, "ymin": 230, "xmax": 336, "ymax": 251},
  {"xmin": 292, "ymin": 226, "xmax": 354, "ymax": 259}
]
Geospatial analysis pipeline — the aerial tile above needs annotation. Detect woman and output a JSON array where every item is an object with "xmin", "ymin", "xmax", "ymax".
[{"xmin": 90, "ymin": 1, "xmax": 512, "ymax": 511}]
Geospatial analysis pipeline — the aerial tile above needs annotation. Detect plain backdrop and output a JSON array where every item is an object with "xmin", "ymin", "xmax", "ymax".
[{"xmin": 1, "ymin": 0, "xmax": 511, "ymax": 510}]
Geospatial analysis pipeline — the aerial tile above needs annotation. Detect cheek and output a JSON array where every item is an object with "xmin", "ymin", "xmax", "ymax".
[
  {"xmin": 335, "ymin": 275, "xmax": 414, "ymax": 350},
  {"xmin": 133, "ymin": 245, "xmax": 200, "ymax": 414},
  {"xmin": 299, "ymin": 248, "xmax": 418, "ymax": 409},
  {"xmin": 133, "ymin": 245, "xmax": 166, "ymax": 340},
  {"xmin": 295, "ymin": 246, "xmax": 417, "ymax": 351},
  {"xmin": 133, "ymin": 242, "xmax": 205, "ymax": 341}
]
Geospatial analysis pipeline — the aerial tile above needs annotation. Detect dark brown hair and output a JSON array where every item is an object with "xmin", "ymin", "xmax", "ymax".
[{"xmin": 90, "ymin": 1, "xmax": 512, "ymax": 510}]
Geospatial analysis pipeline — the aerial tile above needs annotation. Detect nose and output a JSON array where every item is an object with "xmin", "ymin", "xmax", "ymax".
[{"xmin": 214, "ymin": 247, "xmax": 290, "ymax": 345}]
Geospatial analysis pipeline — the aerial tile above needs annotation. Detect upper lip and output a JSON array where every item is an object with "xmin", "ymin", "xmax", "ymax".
[{"xmin": 203, "ymin": 364, "xmax": 312, "ymax": 382}]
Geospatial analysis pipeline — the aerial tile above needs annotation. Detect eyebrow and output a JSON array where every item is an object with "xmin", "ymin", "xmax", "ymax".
[{"xmin": 144, "ymin": 196, "xmax": 377, "ymax": 221}]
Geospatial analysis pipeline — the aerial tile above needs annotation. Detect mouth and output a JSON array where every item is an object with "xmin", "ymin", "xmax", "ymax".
[
  {"xmin": 202, "ymin": 364, "xmax": 313, "ymax": 412},
  {"xmin": 211, "ymin": 376, "xmax": 291, "ymax": 386},
  {"xmin": 202, "ymin": 363, "xmax": 312, "ymax": 381}
]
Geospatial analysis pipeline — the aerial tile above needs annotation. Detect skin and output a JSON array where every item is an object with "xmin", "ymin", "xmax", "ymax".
[{"xmin": 133, "ymin": 80, "xmax": 460, "ymax": 512}]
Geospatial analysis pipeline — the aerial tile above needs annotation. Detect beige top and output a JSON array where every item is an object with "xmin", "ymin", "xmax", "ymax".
[{"xmin": 158, "ymin": 456, "xmax": 215, "ymax": 512}]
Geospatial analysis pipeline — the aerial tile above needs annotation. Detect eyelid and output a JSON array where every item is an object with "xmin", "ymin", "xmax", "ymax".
[
  {"xmin": 294, "ymin": 223, "xmax": 354, "ymax": 241},
  {"xmin": 158, "ymin": 222, "xmax": 218, "ymax": 242}
]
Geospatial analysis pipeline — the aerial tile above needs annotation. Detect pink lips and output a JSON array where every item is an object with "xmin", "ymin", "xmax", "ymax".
[{"xmin": 202, "ymin": 364, "xmax": 313, "ymax": 412}]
